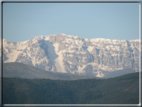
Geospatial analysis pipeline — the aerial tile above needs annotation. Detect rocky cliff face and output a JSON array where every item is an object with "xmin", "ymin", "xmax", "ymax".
[{"xmin": 1, "ymin": 34, "xmax": 140, "ymax": 77}]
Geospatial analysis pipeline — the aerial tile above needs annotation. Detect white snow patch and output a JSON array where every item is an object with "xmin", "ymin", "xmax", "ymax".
[
  {"xmin": 96, "ymin": 71, "xmax": 104, "ymax": 77},
  {"xmin": 60, "ymin": 33, "xmax": 66, "ymax": 35},
  {"xmin": 129, "ymin": 39, "xmax": 140, "ymax": 42},
  {"xmin": 45, "ymin": 41, "xmax": 58, "ymax": 65},
  {"xmin": 4, "ymin": 42, "xmax": 28, "ymax": 63},
  {"xmin": 73, "ymin": 36, "xmax": 79, "ymax": 39},
  {"xmin": 87, "ymin": 46, "xmax": 94, "ymax": 52},
  {"xmin": 54, "ymin": 51, "xmax": 66, "ymax": 73},
  {"xmin": 33, "ymin": 57, "xmax": 49, "ymax": 65},
  {"xmin": 67, "ymin": 61, "xmax": 73, "ymax": 64},
  {"xmin": 20, "ymin": 40, "xmax": 30, "ymax": 44},
  {"xmin": 84, "ymin": 38, "xmax": 89, "ymax": 41},
  {"xmin": 4, "ymin": 50, "xmax": 22, "ymax": 63},
  {"xmin": 44, "ymin": 36, "xmax": 50, "ymax": 41},
  {"xmin": 90, "ymin": 38, "xmax": 111, "ymax": 43},
  {"xmin": 78, "ymin": 65, "xmax": 86, "ymax": 74},
  {"xmin": 53, "ymin": 43, "xmax": 59, "ymax": 52},
  {"xmin": 53, "ymin": 43, "xmax": 66, "ymax": 73}
]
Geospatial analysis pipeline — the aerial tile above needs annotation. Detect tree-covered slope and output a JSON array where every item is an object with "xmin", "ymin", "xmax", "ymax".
[{"xmin": 3, "ymin": 72, "xmax": 139, "ymax": 104}]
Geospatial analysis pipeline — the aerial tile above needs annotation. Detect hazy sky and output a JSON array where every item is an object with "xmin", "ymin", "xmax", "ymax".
[{"xmin": 3, "ymin": 2, "xmax": 139, "ymax": 42}]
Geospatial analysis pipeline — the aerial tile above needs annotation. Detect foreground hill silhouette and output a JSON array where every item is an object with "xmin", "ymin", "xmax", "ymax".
[{"xmin": 3, "ymin": 72, "xmax": 139, "ymax": 104}]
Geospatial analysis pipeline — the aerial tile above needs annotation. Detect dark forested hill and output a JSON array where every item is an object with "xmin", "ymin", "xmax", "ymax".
[{"xmin": 3, "ymin": 72, "xmax": 139, "ymax": 104}]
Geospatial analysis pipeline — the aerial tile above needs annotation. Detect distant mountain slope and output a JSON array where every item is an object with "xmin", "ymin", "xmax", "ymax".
[
  {"xmin": 1, "ymin": 34, "xmax": 140, "ymax": 77},
  {"xmin": 3, "ymin": 62, "xmax": 136, "ymax": 79},
  {"xmin": 3, "ymin": 62, "xmax": 96, "ymax": 80},
  {"xmin": 3, "ymin": 72, "xmax": 139, "ymax": 104}
]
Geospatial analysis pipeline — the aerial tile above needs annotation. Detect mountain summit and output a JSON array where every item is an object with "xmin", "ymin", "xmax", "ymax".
[{"xmin": 1, "ymin": 34, "xmax": 140, "ymax": 78}]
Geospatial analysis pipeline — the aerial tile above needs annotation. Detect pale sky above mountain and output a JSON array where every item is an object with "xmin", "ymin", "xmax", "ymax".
[{"xmin": 3, "ymin": 2, "xmax": 139, "ymax": 42}]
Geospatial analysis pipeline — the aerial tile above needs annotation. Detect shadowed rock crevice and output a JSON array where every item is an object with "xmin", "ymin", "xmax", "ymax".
[{"xmin": 39, "ymin": 40, "xmax": 58, "ymax": 66}]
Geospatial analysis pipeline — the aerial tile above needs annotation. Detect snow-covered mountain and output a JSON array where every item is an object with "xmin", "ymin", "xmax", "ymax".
[{"xmin": 1, "ymin": 34, "xmax": 140, "ymax": 78}]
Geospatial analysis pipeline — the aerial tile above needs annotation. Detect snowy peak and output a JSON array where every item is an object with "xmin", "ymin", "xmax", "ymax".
[{"xmin": 1, "ymin": 34, "xmax": 140, "ymax": 78}]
